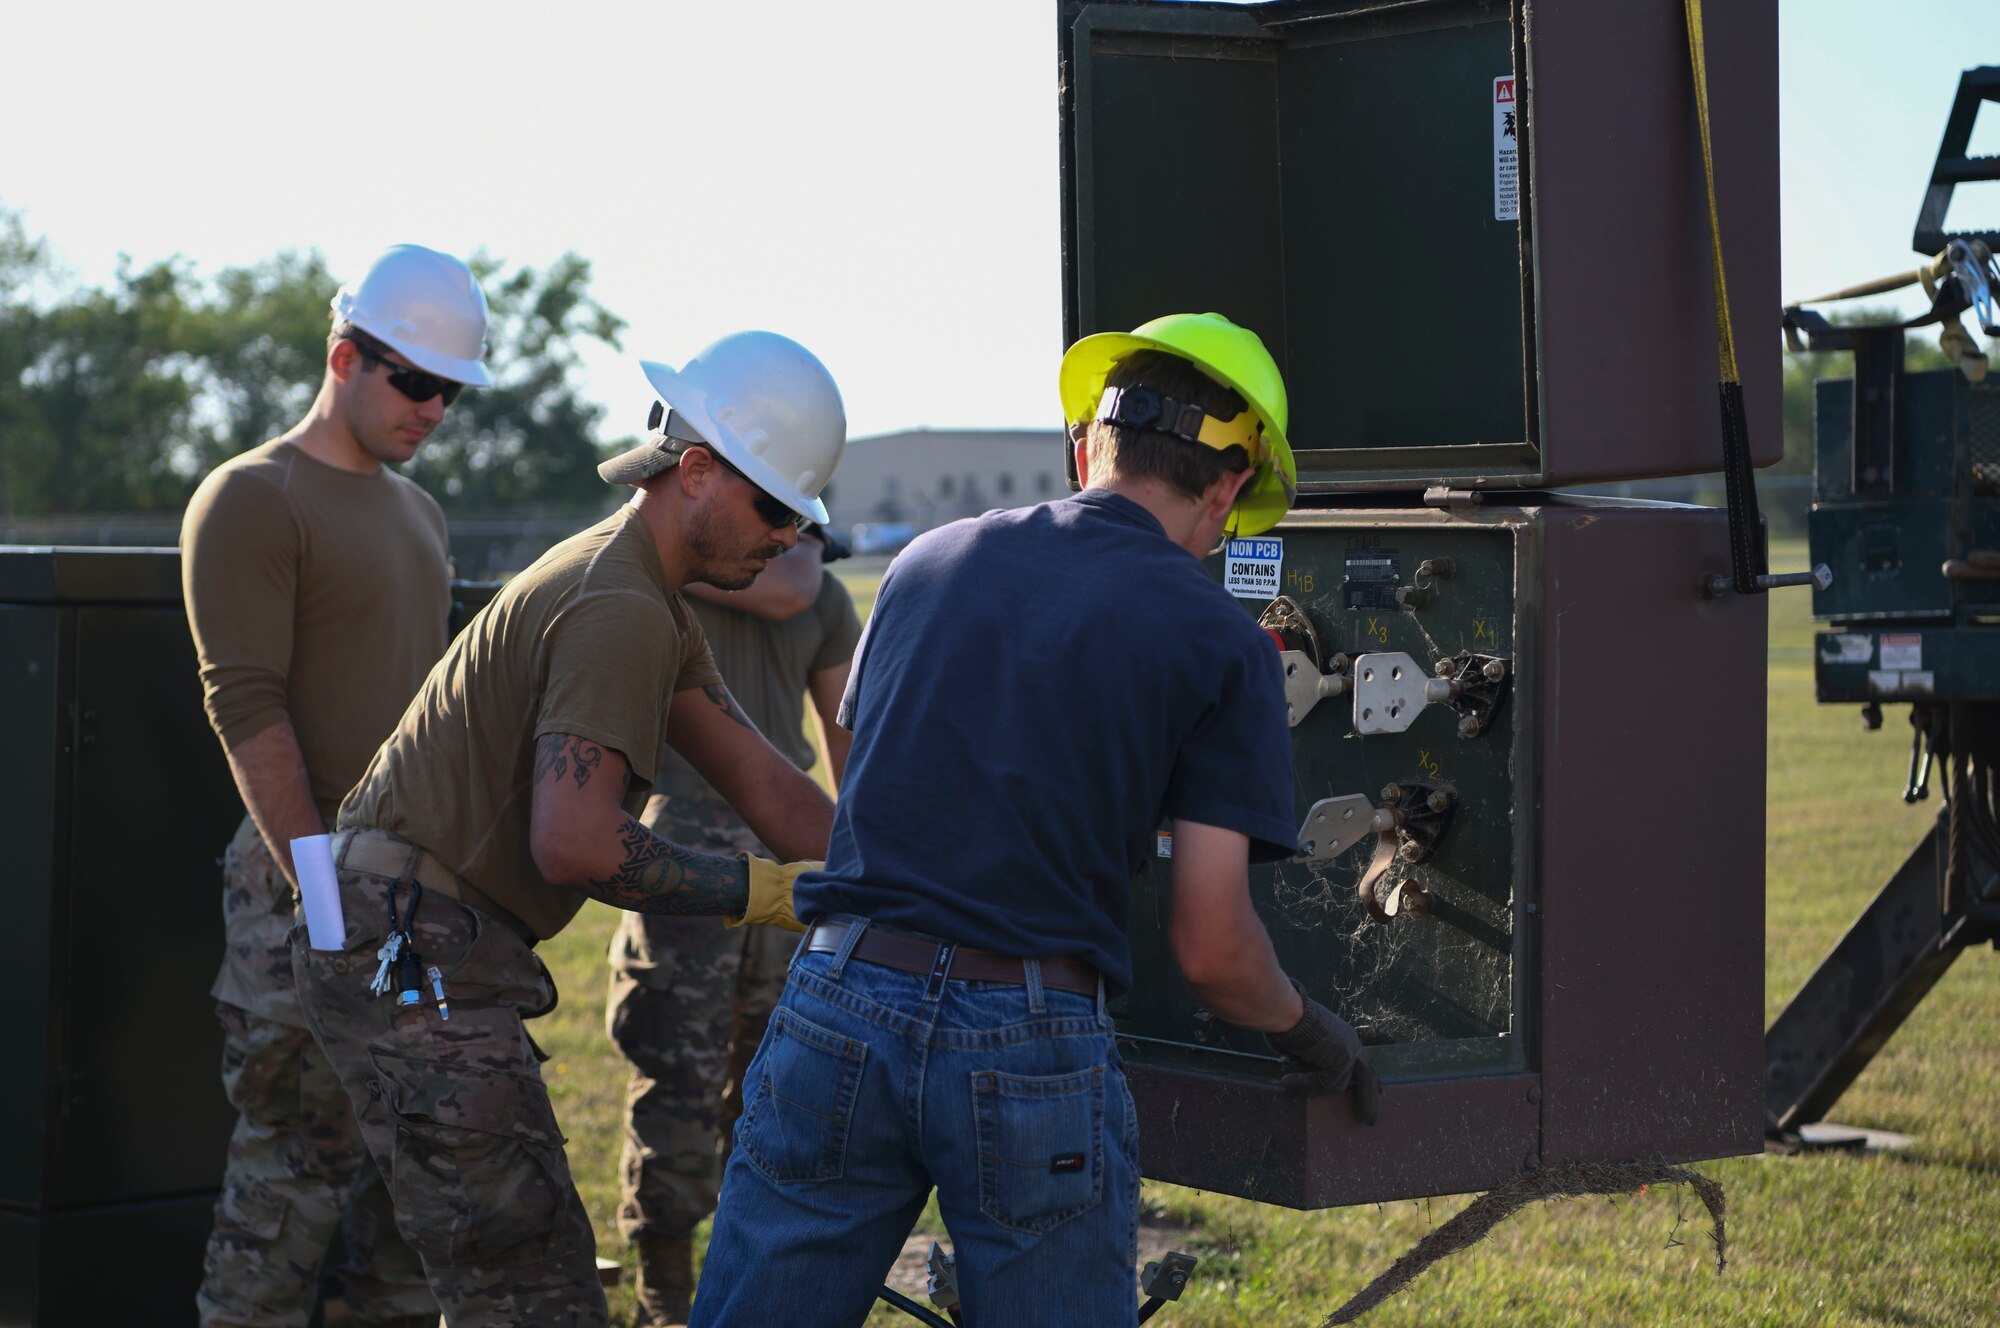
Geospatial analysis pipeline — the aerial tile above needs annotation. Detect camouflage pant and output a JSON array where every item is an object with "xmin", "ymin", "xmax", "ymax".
[
  {"xmin": 292, "ymin": 830, "xmax": 606, "ymax": 1328},
  {"xmin": 198, "ymin": 816, "xmax": 435, "ymax": 1328},
  {"xmin": 605, "ymin": 793, "xmax": 795, "ymax": 1239}
]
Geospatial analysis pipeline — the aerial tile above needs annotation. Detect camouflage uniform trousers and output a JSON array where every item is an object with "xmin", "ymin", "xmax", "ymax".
[
  {"xmin": 605, "ymin": 793, "xmax": 796, "ymax": 1241},
  {"xmin": 292, "ymin": 830, "xmax": 607, "ymax": 1328},
  {"xmin": 199, "ymin": 815, "xmax": 436, "ymax": 1328}
]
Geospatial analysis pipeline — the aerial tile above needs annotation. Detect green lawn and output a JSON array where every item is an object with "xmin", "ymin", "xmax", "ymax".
[{"xmin": 534, "ymin": 545, "xmax": 2000, "ymax": 1327}]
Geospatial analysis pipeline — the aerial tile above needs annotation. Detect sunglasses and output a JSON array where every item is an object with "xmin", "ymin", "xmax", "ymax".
[
  {"xmin": 351, "ymin": 339, "xmax": 465, "ymax": 406},
  {"xmin": 707, "ymin": 449, "xmax": 808, "ymax": 530}
]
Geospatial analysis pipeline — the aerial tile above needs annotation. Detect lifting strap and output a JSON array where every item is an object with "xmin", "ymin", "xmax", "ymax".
[{"xmin": 1684, "ymin": 0, "xmax": 1769, "ymax": 596}]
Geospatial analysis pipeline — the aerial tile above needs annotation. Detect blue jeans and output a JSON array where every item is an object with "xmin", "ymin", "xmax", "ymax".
[{"xmin": 689, "ymin": 921, "xmax": 1141, "ymax": 1328}]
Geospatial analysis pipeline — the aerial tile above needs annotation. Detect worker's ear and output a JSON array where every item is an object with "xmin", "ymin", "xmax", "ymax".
[
  {"xmin": 1072, "ymin": 424, "xmax": 1093, "ymax": 486},
  {"xmin": 1203, "ymin": 464, "xmax": 1256, "ymax": 523},
  {"xmin": 676, "ymin": 445, "xmax": 719, "ymax": 498},
  {"xmin": 328, "ymin": 338, "xmax": 362, "ymax": 384}
]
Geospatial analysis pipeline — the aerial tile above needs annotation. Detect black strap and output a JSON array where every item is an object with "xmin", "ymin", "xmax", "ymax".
[
  {"xmin": 1686, "ymin": 0, "xmax": 1769, "ymax": 596},
  {"xmin": 1717, "ymin": 381, "xmax": 1763, "ymax": 596}
]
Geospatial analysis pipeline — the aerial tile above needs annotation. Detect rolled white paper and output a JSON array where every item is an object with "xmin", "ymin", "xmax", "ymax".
[{"xmin": 292, "ymin": 833, "xmax": 346, "ymax": 951}]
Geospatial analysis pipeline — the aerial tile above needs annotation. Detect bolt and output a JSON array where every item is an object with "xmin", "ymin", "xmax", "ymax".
[
  {"xmin": 1380, "ymin": 783, "xmax": 1402, "ymax": 804},
  {"xmin": 1458, "ymin": 715, "xmax": 1482, "ymax": 738},
  {"xmin": 1434, "ymin": 657, "xmax": 1456, "ymax": 678},
  {"xmin": 1397, "ymin": 839, "xmax": 1424, "ymax": 863},
  {"xmin": 1330, "ymin": 653, "xmax": 1350, "ymax": 673},
  {"xmin": 1483, "ymin": 659, "xmax": 1506, "ymax": 682},
  {"xmin": 1526, "ymin": 1083, "xmax": 1542, "ymax": 1105},
  {"xmin": 1524, "ymin": 1149, "xmax": 1541, "ymax": 1169},
  {"xmin": 1427, "ymin": 790, "xmax": 1450, "ymax": 813},
  {"xmin": 1403, "ymin": 886, "xmax": 1431, "ymax": 916}
]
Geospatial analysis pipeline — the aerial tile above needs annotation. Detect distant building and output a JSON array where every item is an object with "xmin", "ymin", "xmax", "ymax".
[{"xmin": 822, "ymin": 428, "xmax": 1068, "ymax": 533}]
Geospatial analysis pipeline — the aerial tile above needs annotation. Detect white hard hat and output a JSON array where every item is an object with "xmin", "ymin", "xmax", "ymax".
[
  {"xmin": 598, "ymin": 331, "xmax": 846, "ymax": 525},
  {"xmin": 331, "ymin": 244, "xmax": 493, "ymax": 387}
]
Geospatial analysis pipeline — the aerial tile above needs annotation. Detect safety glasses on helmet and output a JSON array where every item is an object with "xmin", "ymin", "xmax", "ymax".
[{"xmin": 349, "ymin": 337, "xmax": 466, "ymax": 406}]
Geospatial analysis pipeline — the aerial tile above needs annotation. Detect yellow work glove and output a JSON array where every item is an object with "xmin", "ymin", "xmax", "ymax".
[{"xmin": 731, "ymin": 855, "xmax": 818, "ymax": 932}]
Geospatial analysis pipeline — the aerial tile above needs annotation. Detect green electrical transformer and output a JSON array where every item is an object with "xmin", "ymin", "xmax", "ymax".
[
  {"xmin": 0, "ymin": 553, "xmax": 503, "ymax": 1326},
  {"xmin": 0, "ymin": 550, "xmax": 241, "ymax": 1325},
  {"xmin": 1060, "ymin": 0, "xmax": 1781, "ymax": 1206}
]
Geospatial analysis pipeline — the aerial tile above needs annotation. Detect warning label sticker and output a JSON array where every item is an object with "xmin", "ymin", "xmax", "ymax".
[
  {"xmin": 1880, "ymin": 633, "xmax": 1923, "ymax": 671},
  {"xmin": 1343, "ymin": 548, "xmax": 1401, "ymax": 611},
  {"xmin": 1224, "ymin": 537, "xmax": 1284, "ymax": 600},
  {"xmin": 1494, "ymin": 76, "xmax": 1519, "ymax": 221}
]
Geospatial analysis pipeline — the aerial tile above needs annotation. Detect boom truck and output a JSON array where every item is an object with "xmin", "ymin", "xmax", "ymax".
[{"xmin": 1766, "ymin": 66, "xmax": 2000, "ymax": 1146}]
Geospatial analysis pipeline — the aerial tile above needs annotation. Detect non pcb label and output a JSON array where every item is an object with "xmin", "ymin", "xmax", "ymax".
[
  {"xmin": 1224, "ymin": 537, "xmax": 1284, "ymax": 600},
  {"xmin": 1494, "ymin": 76, "xmax": 1519, "ymax": 221},
  {"xmin": 1880, "ymin": 633, "xmax": 1922, "ymax": 671},
  {"xmin": 1155, "ymin": 831, "xmax": 1174, "ymax": 859},
  {"xmin": 1343, "ymin": 548, "xmax": 1401, "ymax": 611}
]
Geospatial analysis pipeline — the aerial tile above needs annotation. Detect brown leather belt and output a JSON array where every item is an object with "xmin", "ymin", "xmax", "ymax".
[
  {"xmin": 804, "ymin": 920, "xmax": 1098, "ymax": 997},
  {"xmin": 334, "ymin": 828, "xmax": 537, "ymax": 945}
]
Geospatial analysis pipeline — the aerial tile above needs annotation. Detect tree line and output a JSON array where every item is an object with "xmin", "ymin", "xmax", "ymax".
[
  {"xmin": 0, "ymin": 201, "xmax": 1972, "ymax": 520},
  {"xmin": 0, "ymin": 207, "xmax": 628, "ymax": 517}
]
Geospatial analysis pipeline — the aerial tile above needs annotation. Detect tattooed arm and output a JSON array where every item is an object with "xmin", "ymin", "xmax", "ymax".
[
  {"xmin": 527, "ymin": 732, "xmax": 749, "ymax": 915},
  {"xmin": 665, "ymin": 683, "xmax": 836, "ymax": 861}
]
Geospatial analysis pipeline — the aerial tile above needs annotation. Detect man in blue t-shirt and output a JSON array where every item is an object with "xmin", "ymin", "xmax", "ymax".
[{"xmin": 691, "ymin": 314, "xmax": 1377, "ymax": 1328}]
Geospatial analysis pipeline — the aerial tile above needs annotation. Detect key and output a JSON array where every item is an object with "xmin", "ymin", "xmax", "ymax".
[
  {"xmin": 369, "ymin": 932, "xmax": 404, "ymax": 997},
  {"xmin": 426, "ymin": 965, "xmax": 451, "ymax": 1021}
]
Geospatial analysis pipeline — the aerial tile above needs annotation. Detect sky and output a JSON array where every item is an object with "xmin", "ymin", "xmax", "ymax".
[{"xmin": 1, "ymin": 0, "xmax": 1993, "ymax": 441}]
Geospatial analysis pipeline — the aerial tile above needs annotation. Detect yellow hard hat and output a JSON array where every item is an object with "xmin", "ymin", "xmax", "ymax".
[{"xmin": 1059, "ymin": 312, "xmax": 1295, "ymax": 536}]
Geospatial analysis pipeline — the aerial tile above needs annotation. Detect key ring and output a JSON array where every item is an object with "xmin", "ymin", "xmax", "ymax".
[{"xmin": 384, "ymin": 877, "xmax": 424, "ymax": 937}]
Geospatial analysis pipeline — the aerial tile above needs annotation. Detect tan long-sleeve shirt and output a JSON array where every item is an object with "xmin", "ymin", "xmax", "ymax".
[{"xmin": 182, "ymin": 439, "xmax": 451, "ymax": 819}]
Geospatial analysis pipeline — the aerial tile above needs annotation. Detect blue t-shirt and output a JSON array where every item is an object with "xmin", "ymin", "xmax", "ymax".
[{"xmin": 793, "ymin": 490, "xmax": 1296, "ymax": 991}]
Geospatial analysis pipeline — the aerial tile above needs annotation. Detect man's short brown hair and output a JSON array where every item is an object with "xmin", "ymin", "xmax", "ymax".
[{"xmin": 1084, "ymin": 350, "xmax": 1249, "ymax": 502}]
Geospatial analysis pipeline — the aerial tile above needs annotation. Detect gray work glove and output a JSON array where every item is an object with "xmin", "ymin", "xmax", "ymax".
[{"xmin": 1267, "ymin": 979, "xmax": 1380, "ymax": 1125}]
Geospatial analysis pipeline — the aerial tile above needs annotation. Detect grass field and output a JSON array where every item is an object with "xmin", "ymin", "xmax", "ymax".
[{"xmin": 533, "ymin": 544, "xmax": 2000, "ymax": 1326}]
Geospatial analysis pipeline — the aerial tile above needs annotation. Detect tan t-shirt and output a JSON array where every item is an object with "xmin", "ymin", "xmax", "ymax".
[
  {"xmin": 181, "ymin": 440, "xmax": 450, "ymax": 818},
  {"xmin": 339, "ymin": 505, "xmax": 723, "ymax": 939},
  {"xmin": 658, "ymin": 570, "xmax": 862, "ymax": 797}
]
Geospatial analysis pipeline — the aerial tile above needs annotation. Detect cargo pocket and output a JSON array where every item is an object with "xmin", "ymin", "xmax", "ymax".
[
  {"xmin": 974, "ymin": 1065, "xmax": 1104, "ymax": 1235},
  {"xmin": 199, "ymin": 1184, "xmax": 291, "ymax": 1309},
  {"xmin": 368, "ymin": 1049, "xmax": 581, "ymax": 1266},
  {"xmin": 737, "ymin": 1006, "xmax": 867, "ymax": 1183}
]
